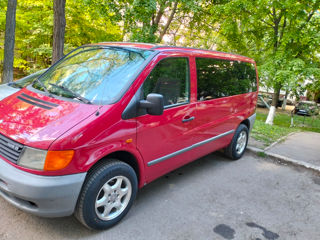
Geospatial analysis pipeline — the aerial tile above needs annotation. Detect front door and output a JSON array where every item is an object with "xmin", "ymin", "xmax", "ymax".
[{"xmin": 136, "ymin": 56, "xmax": 196, "ymax": 183}]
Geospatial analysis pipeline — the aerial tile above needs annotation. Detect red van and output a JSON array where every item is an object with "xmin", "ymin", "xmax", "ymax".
[{"xmin": 0, "ymin": 43, "xmax": 258, "ymax": 229}]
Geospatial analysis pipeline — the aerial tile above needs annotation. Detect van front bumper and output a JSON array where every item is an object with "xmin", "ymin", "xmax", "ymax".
[{"xmin": 0, "ymin": 158, "xmax": 86, "ymax": 217}]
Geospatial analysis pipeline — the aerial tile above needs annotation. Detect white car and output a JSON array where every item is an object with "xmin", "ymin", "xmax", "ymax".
[{"xmin": 0, "ymin": 69, "xmax": 46, "ymax": 101}]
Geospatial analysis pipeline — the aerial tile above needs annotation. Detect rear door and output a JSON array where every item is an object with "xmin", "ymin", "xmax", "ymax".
[
  {"xmin": 193, "ymin": 57, "xmax": 257, "ymax": 155},
  {"xmin": 136, "ymin": 54, "xmax": 197, "ymax": 183}
]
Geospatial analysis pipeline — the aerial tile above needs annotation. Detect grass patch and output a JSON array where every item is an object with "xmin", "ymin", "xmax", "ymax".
[
  {"xmin": 252, "ymin": 109, "xmax": 320, "ymax": 147},
  {"xmin": 257, "ymin": 151, "xmax": 267, "ymax": 158},
  {"xmin": 252, "ymin": 120, "xmax": 296, "ymax": 146},
  {"xmin": 256, "ymin": 111, "xmax": 320, "ymax": 133}
]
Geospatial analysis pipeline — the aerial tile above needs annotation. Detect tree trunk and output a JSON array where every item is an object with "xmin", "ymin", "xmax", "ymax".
[
  {"xmin": 266, "ymin": 106, "xmax": 276, "ymax": 125},
  {"xmin": 282, "ymin": 90, "xmax": 288, "ymax": 110},
  {"xmin": 2, "ymin": 0, "xmax": 17, "ymax": 84},
  {"xmin": 271, "ymin": 86, "xmax": 281, "ymax": 107},
  {"xmin": 265, "ymin": 85, "xmax": 281, "ymax": 125},
  {"xmin": 52, "ymin": 0, "xmax": 66, "ymax": 64}
]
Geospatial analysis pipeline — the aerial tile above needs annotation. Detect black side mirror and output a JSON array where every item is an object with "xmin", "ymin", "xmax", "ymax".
[{"xmin": 139, "ymin": 93, "xmax": 164, "ymax": 116}]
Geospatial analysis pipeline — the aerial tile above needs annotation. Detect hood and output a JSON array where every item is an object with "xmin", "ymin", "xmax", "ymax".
[
  {"xmin": 0, "ymin": 84, "xmax": 20, "ymax": 101},
  {"xmin": 0, "ymin": 88, "xmax": 99, "ymax": 149}
]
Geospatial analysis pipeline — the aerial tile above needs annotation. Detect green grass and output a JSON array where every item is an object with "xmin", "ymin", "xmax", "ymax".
[
  {"xmin": 257, "ymin": 151, "xmax": 267, "ymax": 158},
  {"xmin": 252, "ymin": 110, "xmax": 320, "ymax": 147},
  {"xmin": 252, "ymin": 120, "xmax": 297, "ymax": 146}
]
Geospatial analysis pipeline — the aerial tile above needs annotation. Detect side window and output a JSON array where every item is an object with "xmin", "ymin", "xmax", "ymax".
[
  {"xmin": 196, "ymin": 58, "xmax": 257, "ymax": 101},
  {"xmin": 143, "ymin": 57, "xmax": 190, "ymax": 107}
]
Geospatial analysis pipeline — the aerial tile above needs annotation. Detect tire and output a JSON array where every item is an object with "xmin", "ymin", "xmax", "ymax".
[
  {"xmin": 224, "ymin": 124, "xmax": 249, "ymax": 160},
  {"xmin": 75, "ymin": 159, "xmax": 138, "ymax": 230}
]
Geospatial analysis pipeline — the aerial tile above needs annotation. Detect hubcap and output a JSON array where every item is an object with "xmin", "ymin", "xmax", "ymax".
[
  {"xmin": 95, "ymin": 176, "xmax": 132, "ymax": 221},
  {"xmin": 236, "ymin": 131, "xmax": 247, "ymax": 155}
]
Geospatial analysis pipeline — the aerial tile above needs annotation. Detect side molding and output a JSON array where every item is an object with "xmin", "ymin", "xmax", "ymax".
[{"xmin": 147, "ymin": 130, "xmax": 235, "ymax": 166}]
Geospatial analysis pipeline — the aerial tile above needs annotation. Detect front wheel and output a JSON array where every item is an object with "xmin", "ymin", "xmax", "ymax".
[
  {"xmin": 224, "ymin": 124, "xmax": 249, "ymax": 160},
  {"xmin": 75, "ymin": 159, "xmax": 138, "ymax": 230}
]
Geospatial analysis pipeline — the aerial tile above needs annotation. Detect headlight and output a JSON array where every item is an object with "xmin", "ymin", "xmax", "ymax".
[
  {"xmin": 18, "ymin": 147, "xmax": 47, "ymax": 170},
  {"xmin": 18, "ymin": 147, "xmax": 74, "ymax": 171}
]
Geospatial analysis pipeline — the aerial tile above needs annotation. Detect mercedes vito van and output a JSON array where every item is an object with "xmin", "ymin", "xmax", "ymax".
[{"xmin": 0, "ymin": 42, "xmax": 258, "ymax": 230}]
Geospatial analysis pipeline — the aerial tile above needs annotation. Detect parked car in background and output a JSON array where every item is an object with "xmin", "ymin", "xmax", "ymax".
[
  {"xmin": 286, "ymin": 98, "xmax": 294, "ymax": 105},
  {"xmin": 0, "ymin": 69, "xmax": 46, "ymax": 101},
  {"xmin": 257, "ymin": 94, "xmax": 268, "ymax": 108},
  {"xmin": 256, "ymin": 92, "xmax": 285, "ymax": 108},
  {"xmin": 267, "ymin": 96, "xmax": 283, "ymax": 108},
  {"xmin": 294, "ymin": 101, "xmax": 319, "ymax": 116},
  {"xmin": 0, "ymin": 43, "xmax": 258, "ymax": 230}
]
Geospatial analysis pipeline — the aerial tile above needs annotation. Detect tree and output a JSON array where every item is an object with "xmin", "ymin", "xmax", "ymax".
[
  {"xmin": 2, "ymin": 0, "xmax": 17, "ymax": 83},
  {"xmin": 205, "ymin": 0, "xmax": 320, "ymax": 125},
  {"xmin": 0, "ymin": 0, "xmax": 122, "ymax": 77},
  {"xmin": 52, "ymin": 0, "xmax": 66, "ymax": 64},
  {"xmin": 93, "ymin": 0, "xmax": 201, "ymax": 43}
]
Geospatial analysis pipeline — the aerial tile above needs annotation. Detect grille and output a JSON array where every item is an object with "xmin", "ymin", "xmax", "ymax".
[{"xmin": 0, "ymin": 134, "xmax": 24, "ymax": 163}]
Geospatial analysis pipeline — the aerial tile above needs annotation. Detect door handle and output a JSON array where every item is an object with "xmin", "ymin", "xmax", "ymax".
[{"xmin": 182, "ymin": 116, "xmax": 195, "ymax": 123}]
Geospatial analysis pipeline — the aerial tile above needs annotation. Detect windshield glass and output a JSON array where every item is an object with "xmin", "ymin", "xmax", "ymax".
[{"xmin": 32, "ymin": 47, "xmax": 153, "ymax": 104}]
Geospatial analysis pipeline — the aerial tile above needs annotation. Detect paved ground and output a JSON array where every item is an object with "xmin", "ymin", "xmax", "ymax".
[
  {"xmin": 1, "ymin": 152, "xmax": 320, "ymax": 240},
  {"xmin": 266, "ymin": 132, "xmax": 320, "ymax": 166}
]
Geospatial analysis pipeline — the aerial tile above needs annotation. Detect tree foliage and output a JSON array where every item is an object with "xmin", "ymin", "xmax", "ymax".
[
  {"xmin": 91, "ymin": 0, "xmax": 202, "ymax": 43},
  {"xmin": 168, "ymin": 0, "xmax": 320, "ymax": 104},
  {"xmin": 0, "ymin": 0, "xmax": 122, "ymax": 80},
  {"xmin": 0, "ymin": 0, "xmax": 319, "ymax": 110},
  {"xmin": 198, "ymin": 0, "xmax": 320, "ymax": 123}
]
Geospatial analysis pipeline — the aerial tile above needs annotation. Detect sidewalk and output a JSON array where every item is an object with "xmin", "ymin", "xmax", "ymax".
[{"xmin": 248, "ymin": 131, "xmax": 320, "ymax": 172}]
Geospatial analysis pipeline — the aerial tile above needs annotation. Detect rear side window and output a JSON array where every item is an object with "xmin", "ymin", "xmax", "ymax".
[
  {"xmin": 196, "ymin": 58, "xmax": 257, "ymax": 101},
  {"xmin": 143, "ymin": 57, "xmax": 190, "ymax": 107}
]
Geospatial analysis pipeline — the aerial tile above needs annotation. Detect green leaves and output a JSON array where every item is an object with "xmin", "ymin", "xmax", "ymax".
[
  {"xmin": 207, "ymin": 0, "xmax": 320, "ymax": 101},
  {"xmin": 0, "ymin": 0, "xmax": 319, "ymax": 90},
  {"xmin": 0, "ymin": 0, "xmax": 122, "ymax": 77}
]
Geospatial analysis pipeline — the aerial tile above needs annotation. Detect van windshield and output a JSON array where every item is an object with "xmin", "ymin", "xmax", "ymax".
[{"xmin": 32, "ymin": 46, "xmax": 153, "ymax": 104}]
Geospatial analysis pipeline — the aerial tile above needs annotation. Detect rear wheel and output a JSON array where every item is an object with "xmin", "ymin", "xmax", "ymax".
[
  {"xmin": 224, "ymin": 124, "xmax": 248, "ymax": 160},
  {"xmin": 75, "ymin": 159, "xmax": 138, "ymax": 230}
]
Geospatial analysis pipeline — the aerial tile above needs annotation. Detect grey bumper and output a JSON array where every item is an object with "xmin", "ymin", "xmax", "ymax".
[{"xmin": 0, "ymin": 158, "xmax": 86, "ymax": 217}]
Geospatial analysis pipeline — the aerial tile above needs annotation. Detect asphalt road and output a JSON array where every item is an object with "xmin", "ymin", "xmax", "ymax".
[{"xmin": 0, "ymin": 152, "xmax": 320, "ymax": 240}]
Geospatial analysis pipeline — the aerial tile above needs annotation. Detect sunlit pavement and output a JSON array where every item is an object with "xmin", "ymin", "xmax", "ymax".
[
  {"xmin": 0, "ymin": 152, "xmax": 320, "ymax": 240},
  {"xmin": 266, "ymin": 131, "xmax": 320, "ymax": 167}
]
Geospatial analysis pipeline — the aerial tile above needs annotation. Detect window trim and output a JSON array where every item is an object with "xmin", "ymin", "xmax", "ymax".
[
  {"xmin": 195, "ymin": 57, "xmax": 257, "ymax": 102},
  {"xmin": 142, "ymin": 56, "xmax": 191, "ymax": 109}
]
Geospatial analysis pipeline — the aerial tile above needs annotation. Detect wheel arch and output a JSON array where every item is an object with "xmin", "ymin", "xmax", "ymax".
[
  {"xmin": 240, "ymin": 119, "xmax": 250, "ymax": 130},
  {"xmin": 240, "ymin": 112, "xmax": 256, "ymax": 132},
  {"xmin": 87, "ymin": 150, "xmax": 145, "ymax": 188}
]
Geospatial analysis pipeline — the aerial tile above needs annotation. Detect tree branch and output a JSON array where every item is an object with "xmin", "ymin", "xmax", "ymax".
[
  {"xmin": 158, "ymin": 1, "xmax": 178, "ymax": 42},
  {"xmin": 279, "ymin": 15, "xmax": 286, "ymax": 42},
  {"xmin": 260, "ymin": 18, "xmax": 274, "ymax": 28},
  {"xmin": 154, "ymin": 5, "xmax": 165, "ymax": 26}
]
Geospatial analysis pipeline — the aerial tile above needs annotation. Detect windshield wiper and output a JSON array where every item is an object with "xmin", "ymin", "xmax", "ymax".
[
  {"xmin": 32, "ymin": 78, "xmax": 54, "ymax": 98},
  {"xmin": 49, "ymin": 83, "xmax": 92, "ymax": 104}
]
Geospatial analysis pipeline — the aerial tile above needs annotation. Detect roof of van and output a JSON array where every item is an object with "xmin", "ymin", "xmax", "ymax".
[{"xmin": 94, "ymin": 42, "xmax": 255, "ymax": 63}]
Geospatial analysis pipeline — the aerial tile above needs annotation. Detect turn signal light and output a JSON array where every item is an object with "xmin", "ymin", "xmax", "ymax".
[{"xmin": 44, "ymin": 150, "xmax": 74, "ymax": 171}]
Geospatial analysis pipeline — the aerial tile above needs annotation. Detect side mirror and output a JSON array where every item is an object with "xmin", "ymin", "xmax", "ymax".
[{"xmin": 139, "ymin": 93, "xmax": 164, "ymax": 116}]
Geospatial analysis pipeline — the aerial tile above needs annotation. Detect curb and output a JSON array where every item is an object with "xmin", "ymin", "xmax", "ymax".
[
  {"xmin": 263, "ymin": 132, "xmax": 297, "ymax": 152},
  {"xmin": 247, "ymin": 146, "xmax": 320, "ymax": 174}
]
